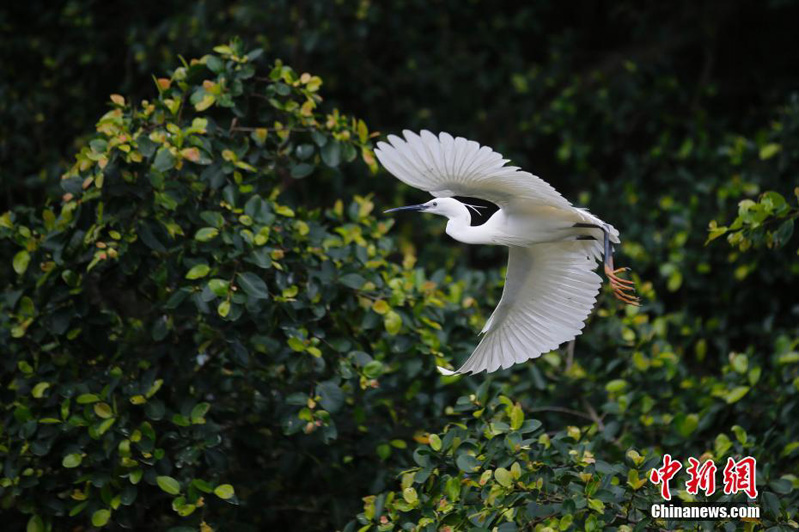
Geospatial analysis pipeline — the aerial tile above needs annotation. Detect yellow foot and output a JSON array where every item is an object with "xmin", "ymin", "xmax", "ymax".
[{"xmin": 604, "ymin": 264, "xmax": 640, "ymax": 306}]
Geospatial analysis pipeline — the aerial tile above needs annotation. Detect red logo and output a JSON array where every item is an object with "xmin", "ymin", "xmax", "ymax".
[
  {"xmin": 685, "ymin": 458, "xmax": 717, "ymax": 496},
  {"xmin": 649, "ymin": 455, "xmax": 758, "ymax": 500},
  {"xmin": 649, "ymin": 453, "xmax": 682, "ymax": 500},
  {"xmin": 722, "ymin": 457, "xmax": 758, "ymax": 499}
]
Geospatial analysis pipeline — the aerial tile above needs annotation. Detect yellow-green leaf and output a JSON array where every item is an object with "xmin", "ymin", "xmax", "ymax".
[
  {"xmin": 62, "ymin": 453, "xmax": 82, "ymax": 468},
  {"xmin": 725, "ymin": 386, "xmax": 750, "ymax": 404},
  {"xmin": 13, "ymin": 250, "xmax": 30, "ymax": 275},
  {"xmin": 186, "ymin": 264, "xmax": 211, "ymax": 280},
  {"xmin": 26, "ymin": 515, "xmax": 45, "ymax": 532},
  {"xmin": 156, "ymin": 475, "xmax": 181, "ymax": 495},
  {"xmin": 214, "ymin": 484, "xmax": 235, "ymax": 499},
  {"xmin": 93, "ymin": 402, "xmax": 113, "ymax": 419},
  {"xmin": 384, "ymin": 310, "xmax": 402, "ymax": 335},
  {"xmin": 194, "ymin": 227, "xmax": 219, "ymax": 242},
  {"xmin": 510, "ymin": 403, "xmax": 524, "ymax": 430},
  {"xmin": 372, "ymin": 300, "xmax": 390, "ymax": 315},
  {"xmin": 194, "ymin": 94, "xmax": 215, "ymax": 111},
  {"xmin": 31, "ymin": 382, "xmax": 50, "ymax": 398},
  {"xmin": 91, "ymin": 509, "xmax": 111, "ymax": 527},
  {"xmin": 495, "ymin": 467, "xmax": 513, "ymax": 488},
  {"xmin": 288, "ymin": 337, "xmax": 306, "ymax": 352},
  {"xmin": 759, "ymin": 143, "xmax": 781, "ymax": 160}
]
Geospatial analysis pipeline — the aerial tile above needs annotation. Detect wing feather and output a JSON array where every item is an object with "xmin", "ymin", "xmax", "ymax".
[
  {"xmin": 442, "ymin": 242, "xmax": 602, "ymax": 375},
  {"xmin": 376, "ymin": 130, "xmax": 573, "ymax": 210}
]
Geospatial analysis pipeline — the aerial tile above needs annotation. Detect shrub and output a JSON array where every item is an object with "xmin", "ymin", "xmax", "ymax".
[
  {"xmin": 0, "ymin": 40, "xmax": 491, "ymax": 530},
  {"xmin": 3, "ymin": 32, "xmax": 799, "ymax": 532}
]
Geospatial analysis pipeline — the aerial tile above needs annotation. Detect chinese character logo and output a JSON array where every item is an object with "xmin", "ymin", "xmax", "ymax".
[
  {"xmin": 649, "ymin": 453, "xmax": 682, "ymax": 500},
  {"xmin": 723, "ymin": 456, "xmax": 758, "ymax": 499},
  {"xmin": 685, "ymin": 458, "xmax": 717, "ymax": 496},
  {"xmin": 649, "ymin": 455, "xmax": 758, "ymax": 500}
]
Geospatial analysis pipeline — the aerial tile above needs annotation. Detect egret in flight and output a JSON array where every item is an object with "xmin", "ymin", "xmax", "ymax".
[{"xmin": 376, "ymin": 130, "xmax": 638, "ymax": 375}]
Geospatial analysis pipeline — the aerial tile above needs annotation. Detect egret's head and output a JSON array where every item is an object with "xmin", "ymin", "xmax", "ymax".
[{"xmin": 384, "ymin": 197, "xmax": 464, "ymax": 218}]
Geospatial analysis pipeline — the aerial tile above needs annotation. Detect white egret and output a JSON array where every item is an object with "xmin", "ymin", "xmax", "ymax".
[{"xmin": 376, "ymin": 130, "xmax": 638, "ymax": 375}]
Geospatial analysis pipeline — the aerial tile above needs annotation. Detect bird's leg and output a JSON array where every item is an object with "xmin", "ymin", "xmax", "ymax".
[{"xmin": 574, "ymin": 223, "xmax": 640, "ymax": 306}]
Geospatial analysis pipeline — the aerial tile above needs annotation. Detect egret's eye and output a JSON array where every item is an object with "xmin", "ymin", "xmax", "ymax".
[{"xmin": 432, "ymin": 202, "xmax": 438, "ymax": 207}]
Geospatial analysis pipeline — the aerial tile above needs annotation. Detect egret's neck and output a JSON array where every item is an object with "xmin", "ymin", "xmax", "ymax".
[{"xmin": 444, "ymin": 204, "xmax": 478, "ymax": 244}]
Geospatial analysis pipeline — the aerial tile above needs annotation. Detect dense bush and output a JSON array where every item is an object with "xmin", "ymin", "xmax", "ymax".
[
  {"xmin": 0, "ymin": 41, "xmax": 499, "ymax": 530},
  {"xmin": 3, "ymin": 2, "xmax": 799, "ymax": 530},
  {"xmin": 6, "ymin": 2, "xmax": 799, "ymax": 209},
  {"xmin": 348, "ymin": 67, "xmax": 799, "ymax": 532}
]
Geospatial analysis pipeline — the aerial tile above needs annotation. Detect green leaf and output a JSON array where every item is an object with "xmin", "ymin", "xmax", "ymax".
[
  {"xmin": 153, "ymin": 147, "xmax": 176, "ymax": 172},
  {"xmin": 317, "ymin": 381, "xmax": 344, "ymax": 413},
  {"xmin": 194, "ymin": 227, "xmax": 219, "ymax": 242},
  {"xmin": 91, "ymin": 509, "xmax": 111, "ymax": 527},
  {"xmin": 715, "ymin": 433, "xmax": 732, "ymax": 456},
  {"xmin": 456, "ymin": 454, "xmax": 481, "ymax": 473},
  {"xmin": 675, "ymin": 413, "xmax": 699, "ymax": 437},
  {"xmin": 13, "ymin": 250, "xmax": 30, "ymax": 275},
  {"xmin": 384, "ymin": 311, "xmax": 402, "ymax": 335},
  {"xmin": 156, "ymin": 475, "xmax": 181, "ymax": 495},
  {"xmin": 214, "ymin": 484, "xmax": 235, "ymax": 499},
  {"xmin": 31, "ymin": 382, "xmax": 50, "ymax": 398},
  {"xmin": 291, "ymin": 163, "xmax": 315, "ymax": 179},
  {"xmin": 510, "ymin": 403, "xmax": 524, "ymax": 430},
  {"xmin": 93, "ymin": 402, "xmax": 114, "ymax": 419},
  {"xmin": 730, "ymin": 353, "xmax": 748, "ymax": 373},
  {"xmin": 376, "ymin": 443, "xmax": 391, "ymax": 460},
  {"xmin": 495, "ymin": 467, "xmax": 513, "ymax": 487},
  {"xmin": 587, "ymin": 498, "xmax": 605, "ymax": 513},
  {"xmin": 237, "ymin": 272, "xmax": 269, "ymax": 299},
  {"xmin": 759, "ymin": 143, "xmax": 781, "ymax": 160},
  {"xmin": 76, "ymin": 393, "xmax": 100, "ymax": 404},
  {"xmin": 288, "ymin": 337, "xmax": 306, "ymax": 352},
  {"xmin": 725, "ymin": 386, "xmax": 750, "ymax": 404},
  {"xmin": 363, "ymin": 360, "xmax": 383, "ymax": 378},
  {"xmin": 217, "ymin": 300, "xmax": 231, "ymax": 317},
  {"xmin": 96, "ymin": 417, "xmax": 115, "ymax": 435},
  {"xmin": 26, "ymin": 515, "xmax": 45, "ymax": 532},
  {"xmin": 773, "ymin": 219, "xmax": 794, "ymax": 247},
  {"xmin": 605, "ymin": 379, "xmax": 627, "ymax": 393},
  {"xmin": 732, "ymin": 425, "xmax": 747, "ymax": 444},
  {"xmin": 192, "ymin": 479, "xmax": 215, "ymax": 493},
  {"xmin": 62, "ymin": 453, "xmax": 82, "ymax": 468},
  {"xmin": 445, "ymin": 476, "xmax": 461, "ymax": 502},
  {"xmin": 191, "ymin": 402, "xmax": 210, "ymax": 423},
  {"xmin": 762, "ymin": 491, "xmax": 780, "ymax": 517},
  {"xmin": 339, "ymin": 273, "xmax": 366, "ymax": 289},
  {"xmin": 770, "ymin": 478, "xmax": 792, "ymax": 494},
  {"xmin": 186, "ymin": 264, "xmax": 211, "ymax": 279},
  {"xmin": 321, "ymin": 140, "xmax": 341, "ymax": 167},
  {"xmin": 429, "ymin": 433, "xmax": 442, "ymax": 451},
  {"xmin": 778, "ymin": 351, "xmax": 799, "ymax": 364},
  {"xmin": 207, "ymin": 278, "xmax": 230, "ymax": 297}
]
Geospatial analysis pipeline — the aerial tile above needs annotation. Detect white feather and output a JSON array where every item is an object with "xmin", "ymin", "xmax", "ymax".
[
  {"xmin": 376, "ymin": 131, "xmax": 625, "ymax": 375},
  {"xmin": 451, "ymin": 243, "xmax": 602, "ymax": 374}
]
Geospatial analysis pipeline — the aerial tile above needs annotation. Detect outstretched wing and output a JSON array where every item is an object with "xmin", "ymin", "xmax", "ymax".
[
  {"xmin": 374, "ymin": 130, "xmax": 573, "ymax": 211},
  {"xmin": 440, "ymin": 242, "xmax": 602, "ymax": 375}
]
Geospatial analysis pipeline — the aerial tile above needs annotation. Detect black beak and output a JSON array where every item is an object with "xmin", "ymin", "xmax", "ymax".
[{"xmin": 384, "ymin": 204, "xmax": 427, "ymax": 214}]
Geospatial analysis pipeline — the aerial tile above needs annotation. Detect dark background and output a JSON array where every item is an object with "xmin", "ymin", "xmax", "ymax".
[
  {"xmin": 3, "ymin": 0, "xmax": 799, "ymax": 208},
  {"xmin": 2, "ymin": 1, "xmax": 799, "ymax": 529}
]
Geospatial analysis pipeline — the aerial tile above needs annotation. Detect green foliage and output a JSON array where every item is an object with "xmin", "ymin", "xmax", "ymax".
[
  {"xmin": 0, "ymin": 40, "xmax": 490, "ymax": 530},
  {"xmin": 709, "ymin": 189, "xmax": 799, "ymax": 253},
  {"xmin": 3, "ymin": 3, "xmax": 799, "ymax": 530},
  {"xmin": 355, "ymin": 389, "xmax": 662, "ymax": 531}
]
